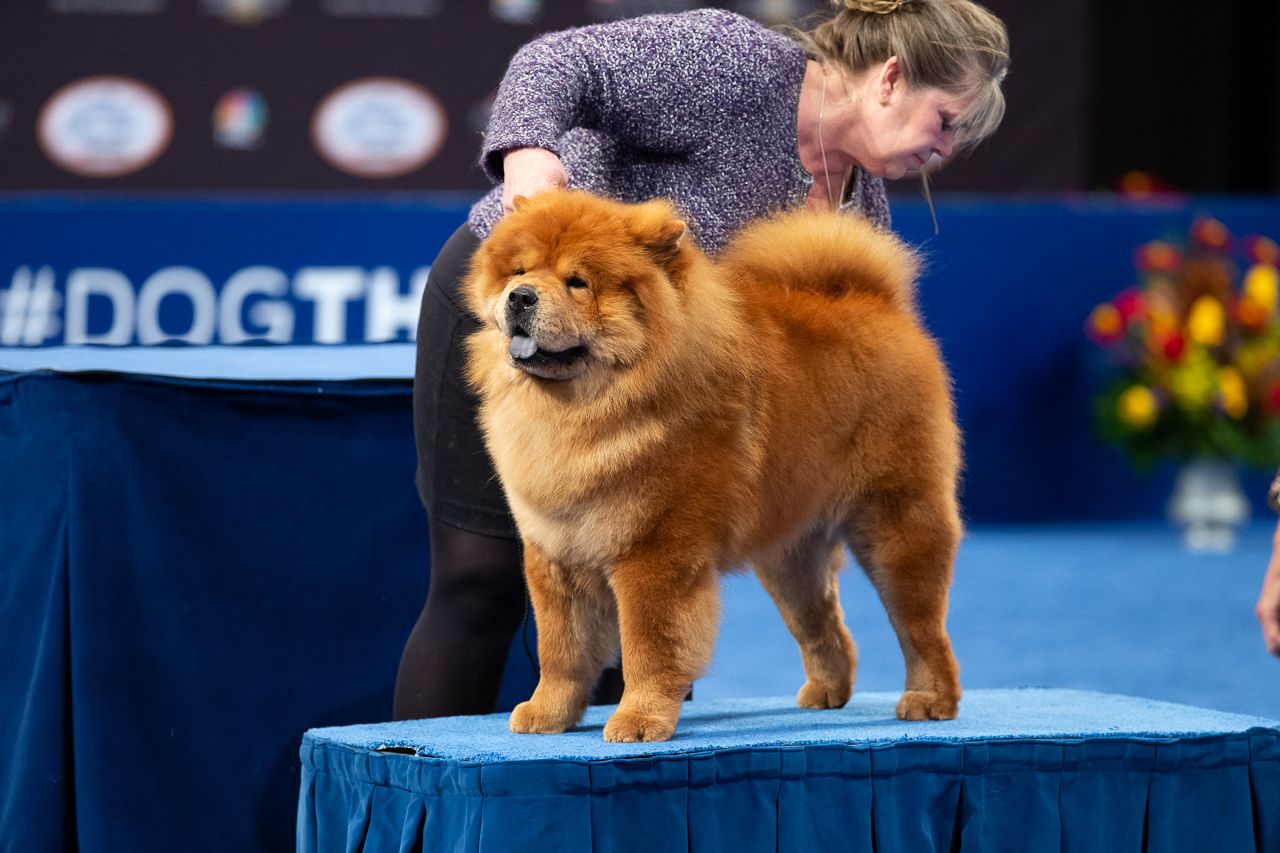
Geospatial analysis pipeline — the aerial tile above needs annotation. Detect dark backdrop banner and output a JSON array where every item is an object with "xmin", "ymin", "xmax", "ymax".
[
  {"xmin": 1088, "ymin": 1, "xmax": 1280, "ymax": 193},
  {"xmin": 0, "ymin": 0, "xmax": 1086, "ymax": 193}
]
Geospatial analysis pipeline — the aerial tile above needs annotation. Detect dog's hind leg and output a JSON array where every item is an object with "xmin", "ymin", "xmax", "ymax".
[
  {"xmin": 752, "ymin": 531, "xmax": 857, "ymax": 709},
  {"xmin": 604, "ymin": 551, "xmax": 721, "ymax": 742},
  {"xmin": 509, "ymin": 542, "xmax": 619, "ymax": 734},
  {"xmin": 843, "ymin": 491, "xmax": 962, "ymax": 721}
]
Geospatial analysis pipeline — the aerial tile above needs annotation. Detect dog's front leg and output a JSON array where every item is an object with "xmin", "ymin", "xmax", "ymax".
[
  {"xmin": 509, "ymin": 542, "xmax": 618, "ymax": 735},
  {"xmin": 604, "ymin": 552, "xmax": 720, "ymax": 743}
]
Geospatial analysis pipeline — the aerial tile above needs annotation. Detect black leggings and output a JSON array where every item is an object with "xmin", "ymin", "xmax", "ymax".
[
  {"xmin": 393, "ymin": 224, "xmax": 623, "ymax": 720},
  {"xmin": 410, "ymin": 225, "xmax": 516, "ymax": 538}
]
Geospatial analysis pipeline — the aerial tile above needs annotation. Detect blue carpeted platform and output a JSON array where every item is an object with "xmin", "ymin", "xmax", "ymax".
[{"xmin": 299, "ymin": 689, "xmax": 1280, "ymax": 852}]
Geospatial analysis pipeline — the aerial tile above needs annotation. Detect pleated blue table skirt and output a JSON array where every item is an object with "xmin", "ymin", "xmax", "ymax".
[{"xmin": 298, "ymin": 689, "xmax": 1280, "ymax": 853}]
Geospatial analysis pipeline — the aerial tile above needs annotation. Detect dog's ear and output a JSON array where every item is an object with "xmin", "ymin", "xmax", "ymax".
[
  {"xmin": 648, "ymin": 219, "xmax": 687, "ymax": 263},
  {"xmin": 511, "ymin": 195, "xmax": 530, "ymax": 212},
  {"xmin": 631, "ymin": 200, "xmax": 687, "ymax": 267}
]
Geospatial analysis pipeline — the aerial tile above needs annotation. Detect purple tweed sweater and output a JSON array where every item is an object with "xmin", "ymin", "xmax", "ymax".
[{"xmin": 468, "ymin": 8, "xmax": 890, "ymax": 253}]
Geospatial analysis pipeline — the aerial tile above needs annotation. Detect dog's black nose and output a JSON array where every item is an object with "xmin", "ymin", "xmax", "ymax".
[{"xmin": 508, "ymin": 286, "xmax": 539, "ymax": 312}]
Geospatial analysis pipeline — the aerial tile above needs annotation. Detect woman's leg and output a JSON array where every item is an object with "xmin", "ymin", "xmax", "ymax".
[
  {"xmin": 395, "ymin": 224, "xmax": 527, "ymax": 720},
  {"xmin": 393, "ymin": 519, "xmax": 526, "ymax": 719}
]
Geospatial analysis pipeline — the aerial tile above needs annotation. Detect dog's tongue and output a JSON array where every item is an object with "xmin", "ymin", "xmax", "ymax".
[{"xmin": 509, "ymin": 335, "xmax": 538, "ymax": 360}]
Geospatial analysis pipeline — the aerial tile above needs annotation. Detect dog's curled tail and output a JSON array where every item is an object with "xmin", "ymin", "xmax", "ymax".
[{"xmin": 720, "ymin": 209, "xmax": 921, "ymax": 313}]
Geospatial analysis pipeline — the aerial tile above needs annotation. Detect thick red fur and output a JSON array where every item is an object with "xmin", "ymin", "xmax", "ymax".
[{"xmin": 464, "ymin": 190, "xmax": 962, "ymax": 743}]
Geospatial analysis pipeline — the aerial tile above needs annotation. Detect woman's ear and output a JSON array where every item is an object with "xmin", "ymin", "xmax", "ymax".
[{"xmin": 877, "ymin": 55, "xmax": 901, "ymax": 106}]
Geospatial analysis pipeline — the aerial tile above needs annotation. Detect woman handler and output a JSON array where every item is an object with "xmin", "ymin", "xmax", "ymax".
[{"xmin": 395, "ymin": 0, "xmax": 1009, "ymax": 720}]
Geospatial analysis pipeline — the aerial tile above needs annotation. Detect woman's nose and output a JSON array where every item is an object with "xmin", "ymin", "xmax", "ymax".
[{"xmin": 937, "ymin": 130, "xmax": 958, "ymax": 158}]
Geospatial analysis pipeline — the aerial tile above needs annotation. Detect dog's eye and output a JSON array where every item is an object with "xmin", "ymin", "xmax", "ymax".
[
  {"xmin": 512, "ymin": 267, "xmax": 525, "ymax": 277},
  {"xmin": 566, "ymin": 275, "xmax": 589, "ymax": 290}
]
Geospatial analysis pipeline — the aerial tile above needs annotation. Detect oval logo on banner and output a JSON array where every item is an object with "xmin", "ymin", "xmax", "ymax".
[
  {"xmin": 38, "ymin": 76, "xmax": 173, "ymax": 178},
  {"xmin": 312, "ymin": 77, "xmax": 447, "ymax": 179},
  {"xmin": 213, "ymin": 88, "xmax": 268, "ymax": 150}
]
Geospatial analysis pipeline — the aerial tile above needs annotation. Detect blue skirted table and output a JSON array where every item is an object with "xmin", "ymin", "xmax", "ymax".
[
  {"xmin": 299, "ymin": 689, "xmax": 1280, "ymax": 852},
  {"xmin": 3, "ymin": 346, "xmax": 531, "ymax": 851}
]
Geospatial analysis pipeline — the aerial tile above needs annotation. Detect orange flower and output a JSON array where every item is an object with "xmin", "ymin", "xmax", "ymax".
[
  {"xmin": 1086, "ymin": 303, "xmax": 1124, "ymax": 344},
  {"xmin": 1237, "ymin": 293, "xmax": 1270, "ymax": 333},
  {"xmin": 1116, "ymin": 170, "xmax": 1178, "ymax": 196},
  {"xmin": 1133, "ymin": 241, "xmax": 1181, "ymax": 274},
  {"xmin": 1245, "ymin": 235, "xmax": 1280, "ymax": 265},
  {"xmin": 1190, "ymin": 217, "xmax": 1230, "ymax": 251}
]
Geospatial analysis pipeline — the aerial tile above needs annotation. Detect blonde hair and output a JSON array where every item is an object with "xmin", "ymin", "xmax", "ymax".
[{"xmin": 787, "ymin": 0, "xmax": 1009, "ymax": 154}]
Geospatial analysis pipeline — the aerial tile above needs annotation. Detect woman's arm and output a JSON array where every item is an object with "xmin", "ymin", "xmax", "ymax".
[{"xmin": 480, "ymin": 10, "xmax": 786, "ymax": 183}]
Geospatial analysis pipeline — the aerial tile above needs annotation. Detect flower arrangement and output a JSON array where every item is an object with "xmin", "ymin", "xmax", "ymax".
[{"xmin": 1086, "ymin": 217, "xmax": 1280, "ymax": 469}]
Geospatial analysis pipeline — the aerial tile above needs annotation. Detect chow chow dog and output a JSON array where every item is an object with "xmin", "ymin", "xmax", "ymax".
[{"xmin": 464, "ymin": 190, "xmax": 961, "ymax": 743}]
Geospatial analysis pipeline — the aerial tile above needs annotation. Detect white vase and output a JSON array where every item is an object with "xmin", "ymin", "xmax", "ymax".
[{"xmin": 1167, "ymin": 458, "xmax": 1250, "ymax": 552}]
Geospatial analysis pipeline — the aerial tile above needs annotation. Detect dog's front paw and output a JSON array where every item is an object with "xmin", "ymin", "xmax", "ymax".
[
  {"xmin": 509, "ymin": 700, "xmax": 575, "ymax": 734},
  {"xmin": 895, "ymin": 690, "xmax": 959, "ymax": 721},
  {"xmin": 603, "ymin": 709, "xmax": 676, "ymax": 743},
  {"xmin": 796, "ymin": 678, "xmax": 852, "ymax": 709}
]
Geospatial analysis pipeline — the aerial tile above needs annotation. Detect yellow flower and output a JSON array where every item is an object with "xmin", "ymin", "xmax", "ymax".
[
  {"xmin": 1186, "ymin": 295, "xmax": 1225, "ymax": 346},
  {"xmin": 1236, "ymin": 337, "xmax": 1280, "ymax": 378},
  {"xmin": 1244, "ymin": 264, "xmax": 1279, "ymax": 314},
  {"xmin": 1118, "ymin": 385, "xmax": 1159, "ymax": 429},
  {"xmin": 1168, "ymin": 347, "xmax": 1218, "ymax": 413},
  {"xmin": 1218, "ymin": 366, "xmax": 1248, "ymax": 419}
]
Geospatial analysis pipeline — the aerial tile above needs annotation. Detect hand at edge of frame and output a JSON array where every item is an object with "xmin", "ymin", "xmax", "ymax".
[{"xmin": 1258, "ymin": 521, "xmax": 1280, "ymax": 657}]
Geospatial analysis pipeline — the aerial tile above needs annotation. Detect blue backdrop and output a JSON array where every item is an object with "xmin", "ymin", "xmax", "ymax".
[{"xmin": 4, "ymin": 193, "xmax": 1280, "ymax": 521}]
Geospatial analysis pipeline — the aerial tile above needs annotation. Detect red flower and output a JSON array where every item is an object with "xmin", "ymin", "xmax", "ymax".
[
  {"xmin": 1267, "ymin": 381, "xmax": 1280, "ymax": 414},
  {"xmin": 1113, "ymin": 287, "xmax": 1144, "ymax": 322},
  {"xmin": 1190, "ymin": 217, "xmax": 1231, "ymax": 251},
  {"xmin": 1161, "ymin": 333, "xmax": 1186, "ymax": 362}
]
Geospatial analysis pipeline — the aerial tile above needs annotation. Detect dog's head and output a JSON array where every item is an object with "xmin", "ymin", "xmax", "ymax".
[{"xmin": 465, "ymin": 190, "xmax": 689, "ymax": 382}]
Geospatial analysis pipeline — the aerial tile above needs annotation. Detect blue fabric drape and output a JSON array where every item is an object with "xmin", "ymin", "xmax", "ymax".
[
  {"xmin": 298, "ymin": 693, "xmax": 1280, "ymax": 853},
  {"xmin": 0, "ymin": 372, "xmax": 76, "ymax": 850},
  {"xmin": 0, "ymin": 368, "xmax": 487, "ymax": 850}
]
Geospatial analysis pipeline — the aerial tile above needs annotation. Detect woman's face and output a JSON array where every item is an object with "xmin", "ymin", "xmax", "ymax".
[{"xmin": 853, "ymin": 61, "xmax": 969, "ymax": 180}]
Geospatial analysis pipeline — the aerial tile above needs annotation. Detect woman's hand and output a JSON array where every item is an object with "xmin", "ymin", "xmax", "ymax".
[
  {"xmin": 502, "ymin": 147, "xmax": 568, "ymax": 214},
  {"xmin": 1259, "ymin": 520, "xmax": 1280, "ymax": 657}
]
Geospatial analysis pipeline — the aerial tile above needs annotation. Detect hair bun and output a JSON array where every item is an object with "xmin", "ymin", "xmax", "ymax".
[{"xmin": 837, "ymin": 0, "xmax": 914, "ymax": 13}]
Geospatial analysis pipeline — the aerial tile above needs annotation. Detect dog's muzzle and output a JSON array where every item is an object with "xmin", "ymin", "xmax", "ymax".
[
  {"xmin": 506, "ymin": 285, "xmax": 538, "ymax": 329},
  {"xmin": 505, "ymin": 285, "xmax": 540, "ymax": 359}
]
